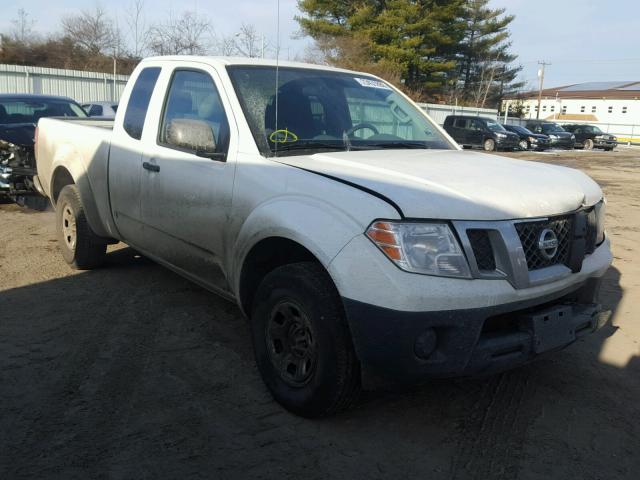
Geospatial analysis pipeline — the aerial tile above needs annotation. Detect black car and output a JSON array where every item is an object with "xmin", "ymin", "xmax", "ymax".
[
  {"xmin": 0, "ymin": 94, "xmax": 87, "ymax": 207},
  {"xmin": 443, "ymin": 115, "xmax": 520, "ymax": 151},
  {"xmin": 502, "ymin": 124, "xmax": 551, "ymax": 151},
  {"xmin": 524, "ymin": 121, "xmax": 576, "ymax": 149},
  {"xmin": 561, "ymin": 124, "xmax": 617, "ymax": 151}
]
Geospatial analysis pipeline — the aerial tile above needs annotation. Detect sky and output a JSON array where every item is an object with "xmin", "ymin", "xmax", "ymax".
[{"xmin": 1, "ymin": 0, "xmax": 639, "ymax": 91}]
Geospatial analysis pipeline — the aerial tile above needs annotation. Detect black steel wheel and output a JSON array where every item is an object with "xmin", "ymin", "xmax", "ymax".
[
  {"xmin": 266, "ymin": 300, "xmax": 317, "ymax": 386},
  {"xmin": 250, "ymin": 262, "xmax": 361, "ymax": 417}
]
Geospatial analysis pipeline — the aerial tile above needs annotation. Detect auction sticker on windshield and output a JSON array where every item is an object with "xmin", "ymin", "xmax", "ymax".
[{"xmin": 354, "ymin": 78, "xmax": 392, "ymax": 90}]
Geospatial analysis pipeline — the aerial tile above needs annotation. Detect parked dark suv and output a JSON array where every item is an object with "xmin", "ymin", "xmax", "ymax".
[
  {"xmin": 443, "ymin": 115, "xmax": 520, "ymax": 151},
  {"xmin": 524, "ymin": 121, "xmax": 575, "ymax": 149},
  {"xmin": 502, "ymin": 124, "xmax": 551, "ymax": 151},
  {"xmin": 562, "ymin": 124, "xmax": 617, "ymax": 151}
]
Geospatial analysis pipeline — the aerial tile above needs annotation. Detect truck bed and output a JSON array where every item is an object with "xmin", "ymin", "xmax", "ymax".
[{"xmin": 35, "ymin": 116, "xmax": 116, "ymax": 238}]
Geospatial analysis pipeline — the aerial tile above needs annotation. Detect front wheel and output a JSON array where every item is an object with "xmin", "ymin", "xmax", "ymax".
[
  {"xmin": 56, "ymin": 184, "xmax": 107, "ymax": 269},
  {"xmin": 584, "ymin": 138, "xmax": 594, "ymax": 150},
  {"xmin": 250, "ymin": 262, "xmax": 361, "ymax": 417},
  {"xmin": 518, "ymin": 139, "xmax": 529, "ymax": 151},
  {"xmin": 483, "ymin": 138, "xmax": 496, "ymax": 151}
]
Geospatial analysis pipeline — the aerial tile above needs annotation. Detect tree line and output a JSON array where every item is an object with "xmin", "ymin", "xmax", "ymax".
[
  {"xmin": 0, "ymin": 2, "xmax": 272, "ymax": 77},
  {"xmin": 299, "ymin": 0, "xmax": 522, "ymax": 106},
  {"xmin": 0, "ymin": 0, "xmax": 523, "ymax": 107}
]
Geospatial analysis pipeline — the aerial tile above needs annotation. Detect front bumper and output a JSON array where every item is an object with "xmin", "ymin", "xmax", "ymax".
[
  {"xmin": 594, "ymin": 139, "xmax": 617, "ymax": 149},
  {"xmin": 342, "ymin": 278, "xmax": 604, "ymax": 383},
  {"xmin": 549, "ymin": 137, "xmax": 575, "ymax": 149},
  {"xmin": 530, "ymin": 139, "xmax": 551, "ymax": 150},
  {"xmin": 495, "ymin": 137, "xmax": 520, "ymax": 149}
]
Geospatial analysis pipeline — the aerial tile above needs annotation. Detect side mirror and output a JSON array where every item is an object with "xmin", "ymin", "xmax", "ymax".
[{"xmin": 165, "ymin": 118, "xmax": 224, "ymax": 160}]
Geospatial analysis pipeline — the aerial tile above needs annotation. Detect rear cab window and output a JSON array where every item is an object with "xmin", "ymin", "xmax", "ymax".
[{"xmin": 123, "ymin": 67, "xmax": 161, "ymax": 139}]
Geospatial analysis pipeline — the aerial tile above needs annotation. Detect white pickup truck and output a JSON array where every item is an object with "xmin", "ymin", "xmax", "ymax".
[{"xmin": 36, "ymin": 56, "xmax": 612, "ymax": 417}]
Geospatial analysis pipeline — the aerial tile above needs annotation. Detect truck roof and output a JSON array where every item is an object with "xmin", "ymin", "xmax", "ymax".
[{"xmin": 141, "ymin": 55, "xmax": 370, "ymax": 76}]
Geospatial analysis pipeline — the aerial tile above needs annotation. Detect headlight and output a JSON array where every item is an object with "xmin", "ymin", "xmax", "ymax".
[
  {"xmin": 528, "ymin": 136, "xmax": 538, "ymax": 143},
  {"xmin": 571, "ymin": 134, "xmax": 576, "ymax": 140},
  {"xmin": 595, "ymin": 199, "xmax": 606, "ymax": 245},
  {"xmin": 496, "ymin": 133, "xmax": 507, "ymax": 138},
  {"xmin": 366, "ymin": 221, "xmax": 471, "ymax": 278},
  {"xmin": 549, "ymin": 134, "xmax": 558, "ymax": 139}
]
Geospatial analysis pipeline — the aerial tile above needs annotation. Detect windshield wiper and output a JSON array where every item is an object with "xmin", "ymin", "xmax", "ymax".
[
  {"xmin": 272, "ymin": 141, "xmax": 347, "ymax": 156},
  {"xmin": 361, "ymin": 141, "xmax": 431, "ymax": 150}
]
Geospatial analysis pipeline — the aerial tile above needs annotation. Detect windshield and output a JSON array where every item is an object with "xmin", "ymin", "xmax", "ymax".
[
  {"xmin": 0, "ymin": 98, "xmax": 87, "ymax": 125},
  {"xmin": 485, "ymin": 119, "xmax": 506, "ymax": 132},
  {"xmin": 227, "ymin": 66, "xmax": 453, "ymax": 156},
  {"xmin": 509, "ymin": 125, "xmax": 533, "ymax": 135},
  {"xmin": 585, "ymin": 125, "xmax": 603, "ymax": 134},
  {"xmin": 542, "ymin": 123, "xmax": 565, "ymax": 133}
]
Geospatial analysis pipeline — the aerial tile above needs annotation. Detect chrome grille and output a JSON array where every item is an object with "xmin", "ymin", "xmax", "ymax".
[{"xmin": 515, "ymin": 216, "xmax": 573, "ymax": 271}]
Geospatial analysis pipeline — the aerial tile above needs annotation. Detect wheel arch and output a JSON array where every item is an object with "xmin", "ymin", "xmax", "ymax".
[
  {"xmin": 50, "ymin": 165, "xmax": 111, "ymax": 239},
  {"xmin": 238, "ymin": 236, "xmax": 327, "ymax": 317}
]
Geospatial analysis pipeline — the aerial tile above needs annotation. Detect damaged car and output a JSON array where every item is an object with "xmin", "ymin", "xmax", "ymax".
[{"xmin": 0, "ymin": 94, "xmax": 87, "ymax": 208}]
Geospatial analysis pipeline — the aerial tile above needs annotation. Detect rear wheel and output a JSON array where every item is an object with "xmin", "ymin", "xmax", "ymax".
[
  {"xmin": 250, "ymin": 262, "xmax": 361, "ymax": 417},
  {"xmin": 483, "ymin": 138, "xmax": 496, "ymax": 151},
  {"xmin": 584, "ymin": 138, "xmax": 594, "ymax": 150},
  {"xmin": 518, "ymin": 139, "xmax": 529, "ymax": 151},
  {"xmin": 56, "ymin": 184, "xmax": 107, "ymax": 269}
]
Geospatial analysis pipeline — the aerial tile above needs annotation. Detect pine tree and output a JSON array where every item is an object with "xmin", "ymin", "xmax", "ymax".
[
  {"xmin": 297, "ymin": 0, "xmax": 465, "ymax": 100},
  {"xmin": 454, "ymin": 0, "xmax": 523, "ymax": 107}
]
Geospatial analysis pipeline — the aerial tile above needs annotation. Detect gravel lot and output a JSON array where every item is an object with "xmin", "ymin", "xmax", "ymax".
[{"xmin": 1, "ymin": 148, "xmax": 639, "ymax": 480}]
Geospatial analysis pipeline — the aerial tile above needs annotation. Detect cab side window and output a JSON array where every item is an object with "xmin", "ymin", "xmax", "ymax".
[
  {"xmin": 159, "ymin": 69, "xmax": 230, "ymax": 156},
  {"xmin": 123, "ymin": 67, "xmax": 161, "ymax": 140},
  {"xmin": 89, "ymin": 105, "xmax": 103, "ymax": 116}
]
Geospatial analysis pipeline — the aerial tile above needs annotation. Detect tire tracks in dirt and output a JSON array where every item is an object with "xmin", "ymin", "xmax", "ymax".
[{"xmin": 449, "ymin": 369, "xmax": 540, "ymax": 480}]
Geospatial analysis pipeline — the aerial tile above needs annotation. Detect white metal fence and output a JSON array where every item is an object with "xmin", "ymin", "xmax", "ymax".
[
  {"xmin": 418, "ymin": 103, "xmax": 498, "ymax": 125},
  {"xmin": 0, "ymin": 64, "xmax": 129, "ymax": 103}
]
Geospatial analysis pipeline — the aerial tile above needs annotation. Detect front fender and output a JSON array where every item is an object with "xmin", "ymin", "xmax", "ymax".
[{"xmin": 229, "ymin": 194, "xmax": 367, "ymax": 297}]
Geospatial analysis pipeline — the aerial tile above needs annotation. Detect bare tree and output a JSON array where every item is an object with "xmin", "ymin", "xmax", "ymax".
[
  {"xmin": 125, "ymin": 0, "xmax": 148, "ymax": 58},
  {"xmin": 233, "ymin": 23, "xmax": 266, "ymax": 58},
  {"xmin": 10, "ymin": 8, "xmax": 36, "ymax": 44},
  {"xmin": 216, "ymin": 35, "xmax": 238, "ymax": 56},
  {"xmin": 61, "ymin": 6, "xmax": 117, "ymax": 55},
  {"xmin": 147, "ymin": 11, "xmax": 213, "ymax": 56}
]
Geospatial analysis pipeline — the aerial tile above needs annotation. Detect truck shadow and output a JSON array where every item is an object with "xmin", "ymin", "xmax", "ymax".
[{"xmin": 0, "ymin": 248, "xmax": 635, "ymax": 479}]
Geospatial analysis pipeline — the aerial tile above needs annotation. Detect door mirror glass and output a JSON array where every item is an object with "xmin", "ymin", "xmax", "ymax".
[{"xmin": 166, "ymin": 118, "xmax": 217, "ymax": 157}]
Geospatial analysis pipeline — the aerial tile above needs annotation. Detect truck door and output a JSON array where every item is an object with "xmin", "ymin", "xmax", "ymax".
[
  {"xmin": 139, "ymin": 66, "xmax": 237, "ymax": 293},
  {"xmin": 108, "ymin": 66, "xmax": 161, "ymax": 244}
]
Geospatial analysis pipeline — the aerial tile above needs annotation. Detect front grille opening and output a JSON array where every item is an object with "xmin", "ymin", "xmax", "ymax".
[
  {"xmin": 482, "ymin": 313, "xmax": 520, "ymax": 334},
  {"xmin": 467, "ymin": 229, "xmax": 496, "ymax": 271},
  {"xmin": 515, "ymin": 216, "xmax": 572, "ymax": 271}
]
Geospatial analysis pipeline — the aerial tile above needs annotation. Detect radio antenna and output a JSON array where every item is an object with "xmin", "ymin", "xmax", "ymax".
[{"xmin": 274, "ymin": 0, "xmax": 281, "ymax": 156}]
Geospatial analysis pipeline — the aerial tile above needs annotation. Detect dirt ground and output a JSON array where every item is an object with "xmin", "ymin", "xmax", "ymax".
[{"xmin": 1, "ymin": 147, "xmax": 639, "ymax": 480}]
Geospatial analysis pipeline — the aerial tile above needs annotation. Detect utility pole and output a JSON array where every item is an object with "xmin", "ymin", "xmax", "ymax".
[{"xmin": 536, "ymin": 61, "xmax": 551, "ymax": 120}]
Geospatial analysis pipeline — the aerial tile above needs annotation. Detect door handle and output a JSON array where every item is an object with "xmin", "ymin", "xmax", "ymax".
[{"xmin": 142, "ymin": 161, "xmax": 160, "ymax": 173}]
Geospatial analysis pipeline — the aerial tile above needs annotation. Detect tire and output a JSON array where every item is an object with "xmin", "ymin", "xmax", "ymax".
[
  {"xmin": 584, "ymin": 138, "xmax": 594, "ymax": 150},
  {"xmin": 518, "ymin": 139, "xmax": 529, "ymax": 151},
  {"xmin": 56, "ymin": 184, "xmax": 107, "ymax": 269},
  {"xmin": 483, "ymin": 138, "xmax": 496, "ymax": 151},
  {"xmin": 250, "ymin": 262, "xmax": 361, "ymax": 417}
]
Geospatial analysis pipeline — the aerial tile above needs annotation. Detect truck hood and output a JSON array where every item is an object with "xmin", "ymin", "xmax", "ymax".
[{"xmin": 277, "ymin": 149, "xmax": 603, "ymax": 220}]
